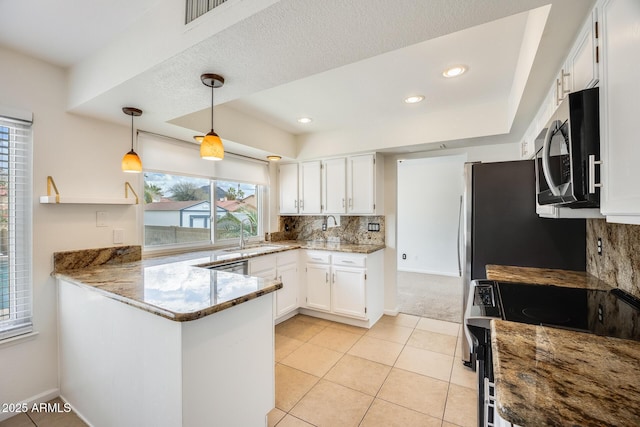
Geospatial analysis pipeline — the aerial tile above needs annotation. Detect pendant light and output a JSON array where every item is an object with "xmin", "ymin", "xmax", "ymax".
[
  {"xmin": 200, "ymin": 73, "xmax": 225, "ymax": 161},
  {"xmin": 121, "ymin": 107, "xmax": 143, "ymax": 173}
]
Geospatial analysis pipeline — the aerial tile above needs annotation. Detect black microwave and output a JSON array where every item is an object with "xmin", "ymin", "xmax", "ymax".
[{"xmin": 534, "ymin": 87, "xmax": 600, "ymax": 208}]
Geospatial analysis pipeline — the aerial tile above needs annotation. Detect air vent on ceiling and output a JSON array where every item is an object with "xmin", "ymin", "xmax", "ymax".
[{"xmin": 185, "ymin": 0, "xmax": 228, "ymax": 24}]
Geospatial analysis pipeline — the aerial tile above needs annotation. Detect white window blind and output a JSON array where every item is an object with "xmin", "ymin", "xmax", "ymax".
[
  {"xmin": 0, "ymin": 115, "xmax": 33, "ymax": 341},
  {"xmin": 139, "ymin": 132, "xmax": 269, "ymax": 185}
]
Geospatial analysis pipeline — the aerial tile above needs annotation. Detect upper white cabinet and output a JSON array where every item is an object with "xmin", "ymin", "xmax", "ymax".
[
  {"xmin": 279, "ymin": 163, "xmax": 299, "ymax": 214},
  {"xmin": 347, "ymin": 154, "xmax": 376, "ymax": 214},
  {"xmin": 279, "ymin": 153, "xmax": 384, "ymax": 215},
  {"xmin": 567, "ymin": 9, "xmax": 600, "ymax": 93},
  {"xmin": 555, "ymin": 9, "xmax": 600, "ymax": 106},
  {"xmin": 598, "ymin": 0, "xmax": 640, "ymax": 224},
  {"xmin": 299, "ymin": 161, "xmax": 322, "ymax": 214},
  {"xmin": 323, "ymin": 157, "xmax": 347, "ymax": 214}
]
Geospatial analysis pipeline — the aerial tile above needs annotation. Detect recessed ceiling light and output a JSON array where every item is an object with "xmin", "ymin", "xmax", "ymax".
[
  {"xmin": 443, "ymin": 65, "xmax": 467, "ymax": 78},
  {"xmin": 404, "ymin": 95, "xmax": 425, "ymax": 104},
  {"xmin": 297, "ymin": 117, "xmax": 313, "ymax": 124},
  {"xmin": 267, "ymin": 155, "xmax": 282, "ymax": 161}
]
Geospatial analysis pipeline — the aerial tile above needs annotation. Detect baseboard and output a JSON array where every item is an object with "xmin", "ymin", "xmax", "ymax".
[
  {"xmin": 384, "ymin": 306, "xmax": 400, "ymax": 316},
  {"xmin": 59, "ymin": 395, "xmax": 94, "ymax": 427},
  {"xmin": 0, "ymin": 388, "xmax": 59, "ymax": 422}
]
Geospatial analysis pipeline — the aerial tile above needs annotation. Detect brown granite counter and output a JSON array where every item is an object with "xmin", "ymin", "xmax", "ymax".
[
  {"xmin": 276, "ymin": 240, "xmax": 385, "ymax": 254},
  {"xmin": 486, "ymin": 264, "xmax": 612, "ymax": 290},
  {"xmin": 55, "ymin": 249, "xmax": 285, "ymax": 322},
  {"xmin": 491, "ymin": 319, "xmax": 640, "ymax": 426}
]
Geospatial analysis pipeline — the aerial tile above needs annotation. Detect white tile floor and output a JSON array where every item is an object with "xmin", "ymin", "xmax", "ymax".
[{"xmin": 272, "ymin": 313, "xmax": 478, "ymax": 427}]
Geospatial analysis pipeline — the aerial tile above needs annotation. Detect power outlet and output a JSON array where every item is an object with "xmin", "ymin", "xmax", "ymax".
[
  {"xmin": 322, "ymin": 223, "xmax": 327, "ymax": 231},
  {"xmin": 402, "ymin": 253, "xmax": 407, "ymax": 260},
  {"xmin": 597, "ymin": 237, "xmax": 603, "ymax": 256},
  {"xmin": 113, "ymin": 229, "xmax": 124, "ymax": 244},
  {"xmin": 367, "ymin": 223, "xmax": 380, "ymax": 232}
]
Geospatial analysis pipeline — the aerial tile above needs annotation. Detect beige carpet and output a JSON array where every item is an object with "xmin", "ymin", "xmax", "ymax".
[{"xmin": 396, "ymin": 271, "xmax": 463, "ymax": 323}]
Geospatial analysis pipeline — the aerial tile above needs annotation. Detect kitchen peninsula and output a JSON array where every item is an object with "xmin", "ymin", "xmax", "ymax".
[{"xmin": 54, "ymin": 245, "xmax": 285, "ymax": 427}]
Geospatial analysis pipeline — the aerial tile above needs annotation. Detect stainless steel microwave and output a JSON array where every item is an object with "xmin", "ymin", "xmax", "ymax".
[{"xmin": 534, "ymin": 87, "xmax": 601, "ymax": 208}]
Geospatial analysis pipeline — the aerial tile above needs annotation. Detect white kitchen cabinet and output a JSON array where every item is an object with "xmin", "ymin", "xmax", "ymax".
[
  {"xmin": 347, "ymin": 154, "xmax": 383, "ymax": 214},
  {"xmin": 323, "ymin": 157, "xmax": 347, "ymax": 214},
  {"xmin": 554, "ymin": 9, "xmax": 599, "ymax": 106},
  {"xmin": 598, "ymin": 0, "xmax": 640, "ymax": 224},
  {"xmin": 567, "ymin": 9, "xmax": 599, "ymax": 93},
  {"xmin": 331, "ymin": 264, "xmax": 366, "ymax": 318},
  {"xmin": 249, "ymin": 254, "xmax": 277, "ymax": 280},
  {"xmin": 276, "ymin": 261, "xmax": 298, "ymax": 317},
  {"xmin": 304, "ymin": 251, "xmax": 332, "ymax": 312},
  {"xmin": 250, "ymin": 251, "xmax": 300, "ymax": 320},
  {"xmin": 279, "ymin": 163, "xmax": 299, "ymax": 214},
  {"xmin": 302, "ymin": 249, "xmax": 384, "ymax": 328},
  {"xmin": 299, "ymin": 160, "xmax": 322, "ymax": 214}
]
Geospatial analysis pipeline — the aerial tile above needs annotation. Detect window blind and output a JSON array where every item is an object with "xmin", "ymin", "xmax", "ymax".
[
  {"xmin": 0, "ymin": 115, "xmax": 33, "ymax": 341},
  {"xmin": 139, "ymin": 132, "xmax": 270, "ymax": 185}
]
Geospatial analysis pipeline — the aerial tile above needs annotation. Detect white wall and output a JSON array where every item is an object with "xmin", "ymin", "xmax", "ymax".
[
  {"xmin": 0, "ymin": 45, "xmax": 139, "ymax": 416},
  {"xmin": 397, "ymin": 155, "xmax": 467, "ymax": 276}
]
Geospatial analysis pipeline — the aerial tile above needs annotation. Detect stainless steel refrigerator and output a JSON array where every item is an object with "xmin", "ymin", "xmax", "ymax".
[{"xmin": 460, "ymin": 160, "xmax": 586, "ymax": 366}]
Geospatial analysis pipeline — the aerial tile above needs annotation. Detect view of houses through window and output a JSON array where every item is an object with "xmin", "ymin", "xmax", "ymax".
[{"xmin": 144, "ymin": 172, "xmax": 259, "ymax": 247}]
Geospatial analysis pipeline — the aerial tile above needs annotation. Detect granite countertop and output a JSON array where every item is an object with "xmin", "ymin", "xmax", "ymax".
[
  {"xmin": 486, "ymin": 264, "xmax": 612, "ymax": 290},
  {"xmin": 55, "ymin": 250, "xmax": 285, "ymax": 322},
  {"xmin": 278, "ymin": 240, "xmax": 385, "ymax": 254},
  {"xmin": 54, "ymin": 241, "xmax": 384, "ymax": 322},
  {"xmin": 491, "ymin": 319, "xmax": 640, "ymax": 426}
]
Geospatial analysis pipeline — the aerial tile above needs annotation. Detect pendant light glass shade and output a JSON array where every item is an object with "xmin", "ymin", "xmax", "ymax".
[
  {"xmin": 200, "ymin": 73, "xmax": 225, "ymax": 161},
  {"xmin": 122, "ymin": 150, "xmax": 142, "ymax": 172},
  {"xmin": 121, "ymin": 107, "xmax": 143, "ymax": 173},
  {"xmin": 200, "ymin": 130, "xmax": 224, "ymax": 160}
]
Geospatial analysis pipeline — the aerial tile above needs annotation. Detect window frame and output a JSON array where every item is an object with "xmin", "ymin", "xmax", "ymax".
[
  {"xmin": 0, "ymin": 116, "xmax": 33, "ymax": 342},
  {"xmin": 142, "ymin": 171, "xmax": 265, "ymax": 253}
]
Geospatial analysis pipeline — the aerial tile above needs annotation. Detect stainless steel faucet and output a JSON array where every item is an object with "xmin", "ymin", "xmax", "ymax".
[
  {"xmin": 326, "ymin": 215, "xmax": 338, "ymax": 228},
  {"xmin": 239, "ymin": 218, "xmax": 254, "ymax": 249}
]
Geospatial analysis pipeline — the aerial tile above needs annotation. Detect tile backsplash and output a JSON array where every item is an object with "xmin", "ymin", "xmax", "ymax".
[
  {"xmin": 587, "ymin": 219, "xmax": 640, "ymax": 298},
  {"xmin": 270, "ymin": 216, "xmax": 385, "ymax": 245}
]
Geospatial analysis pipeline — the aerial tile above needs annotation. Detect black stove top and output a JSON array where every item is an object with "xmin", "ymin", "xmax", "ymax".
[{"xmin": 495, "ymin": 282, "xmax": 640, "ymax": 341}]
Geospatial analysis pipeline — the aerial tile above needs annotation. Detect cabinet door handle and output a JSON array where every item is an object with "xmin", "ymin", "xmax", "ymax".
[
  {"xmin": 348, "ymin": 198, "xmax": 353, "ymax": 208},
  {"xmin": 556, "ymin": 78, "xmax": 562, "ymax": 105},
  {"xmin": 342, "ymin": 198, "xmax": 345, "ymax": 207},
  {"xmin": 332, "ymin": 273, "xmax": 336, "ymax": 283},
  {"xmin": 561, "ymin": 69, "xmax": 571, "ymax": 95},
  {"xmin": 325, "ymin": 272, "xmax": 329, "ymax": 283},
  {"xmin": 342, "ymin": 260, "xmax": 354, "ymax": 264},
  {"xmin": 294, "ymin": 200, "xmax": 298, "ymax": 208},
  {"xmin": 300, "ymin": 199, "xmax": 304, "ymax": 209},
  {"xmin": 588, "ymin": 154, "xmax": 603, "ymax": 194}
]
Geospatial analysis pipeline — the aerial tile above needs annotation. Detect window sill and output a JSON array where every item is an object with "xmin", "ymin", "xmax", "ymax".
[{"xmin": 0, "ymin": 331, "xmax": 39, "ymax": 350}]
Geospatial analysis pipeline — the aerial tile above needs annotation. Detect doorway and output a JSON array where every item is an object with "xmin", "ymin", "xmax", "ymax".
[{"xmin": 396, "ymin": 155, "xmax": 466, "ymax": 322}]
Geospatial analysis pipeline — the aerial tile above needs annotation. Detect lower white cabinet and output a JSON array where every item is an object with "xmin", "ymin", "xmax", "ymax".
[
  {"xmin": 303, "ymin": 249, "xmax": 384, "ymax": 327},
  {"xmin": 331, "ymin": 266, "xmax": 366, "ymax": 318},
  {"xmin": 249, "ymin": 250, "xmax": 299, "ymax": 320}
]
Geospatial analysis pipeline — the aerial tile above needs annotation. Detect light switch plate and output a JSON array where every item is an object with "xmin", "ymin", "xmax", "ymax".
[
  {"xmin": 96, "ymin": 211, "xmax": 108, "ymax": 227},
  {"xmin": 113, "ymin": 229, "xmax": 124, "ymax": 244}
]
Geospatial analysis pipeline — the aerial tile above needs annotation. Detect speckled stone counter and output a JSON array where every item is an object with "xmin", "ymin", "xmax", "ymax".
[
  {"xmin": 274, "ymin": 240, "xmax": 385, "ymax": 254},
  {"xmin": 55, "ymin": 249, "xmax": 285, "ymax": 321},
  {"xmin": 486, "ymin": 264, "xmax": 612, "ymax": 290},
  {"xmin": 491, "ymin": 319, "xmax": 640, "ymax": 426}
]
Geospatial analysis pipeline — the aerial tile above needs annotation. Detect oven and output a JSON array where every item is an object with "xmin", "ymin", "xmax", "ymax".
[{"xmin": 464, "ymin": 279, "xmax": 640, "ymax": 427}]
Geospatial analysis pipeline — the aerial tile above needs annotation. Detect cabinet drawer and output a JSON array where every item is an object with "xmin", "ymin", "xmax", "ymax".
[
  {"xmin": 305, "ymin": 251, "xmax": 331, "ymax": 264},
  {"xmin": 249, "ymin": 254, "xmax": 277, "ymax": 274},
  {"xmin": 277, "ymin": 250, "xmax": 298, "ymax": 266},
  {"xmin": 332, "ymin": 254, "xmax": 366, "ymax": 268}
]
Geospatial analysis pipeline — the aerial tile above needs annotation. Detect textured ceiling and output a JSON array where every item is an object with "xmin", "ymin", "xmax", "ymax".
[{"xmin": 0, "ymin": 0, "xmax": 596, "ymax": 159}]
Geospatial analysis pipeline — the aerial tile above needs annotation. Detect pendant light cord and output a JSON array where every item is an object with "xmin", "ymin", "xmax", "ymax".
[
  {"xmin": 210, "ymin": 83, "xmax": 214, "ymax": 131},
  {"xmin": 131, "ymin": 113, "xmax": 135, "ymax": 150}
]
